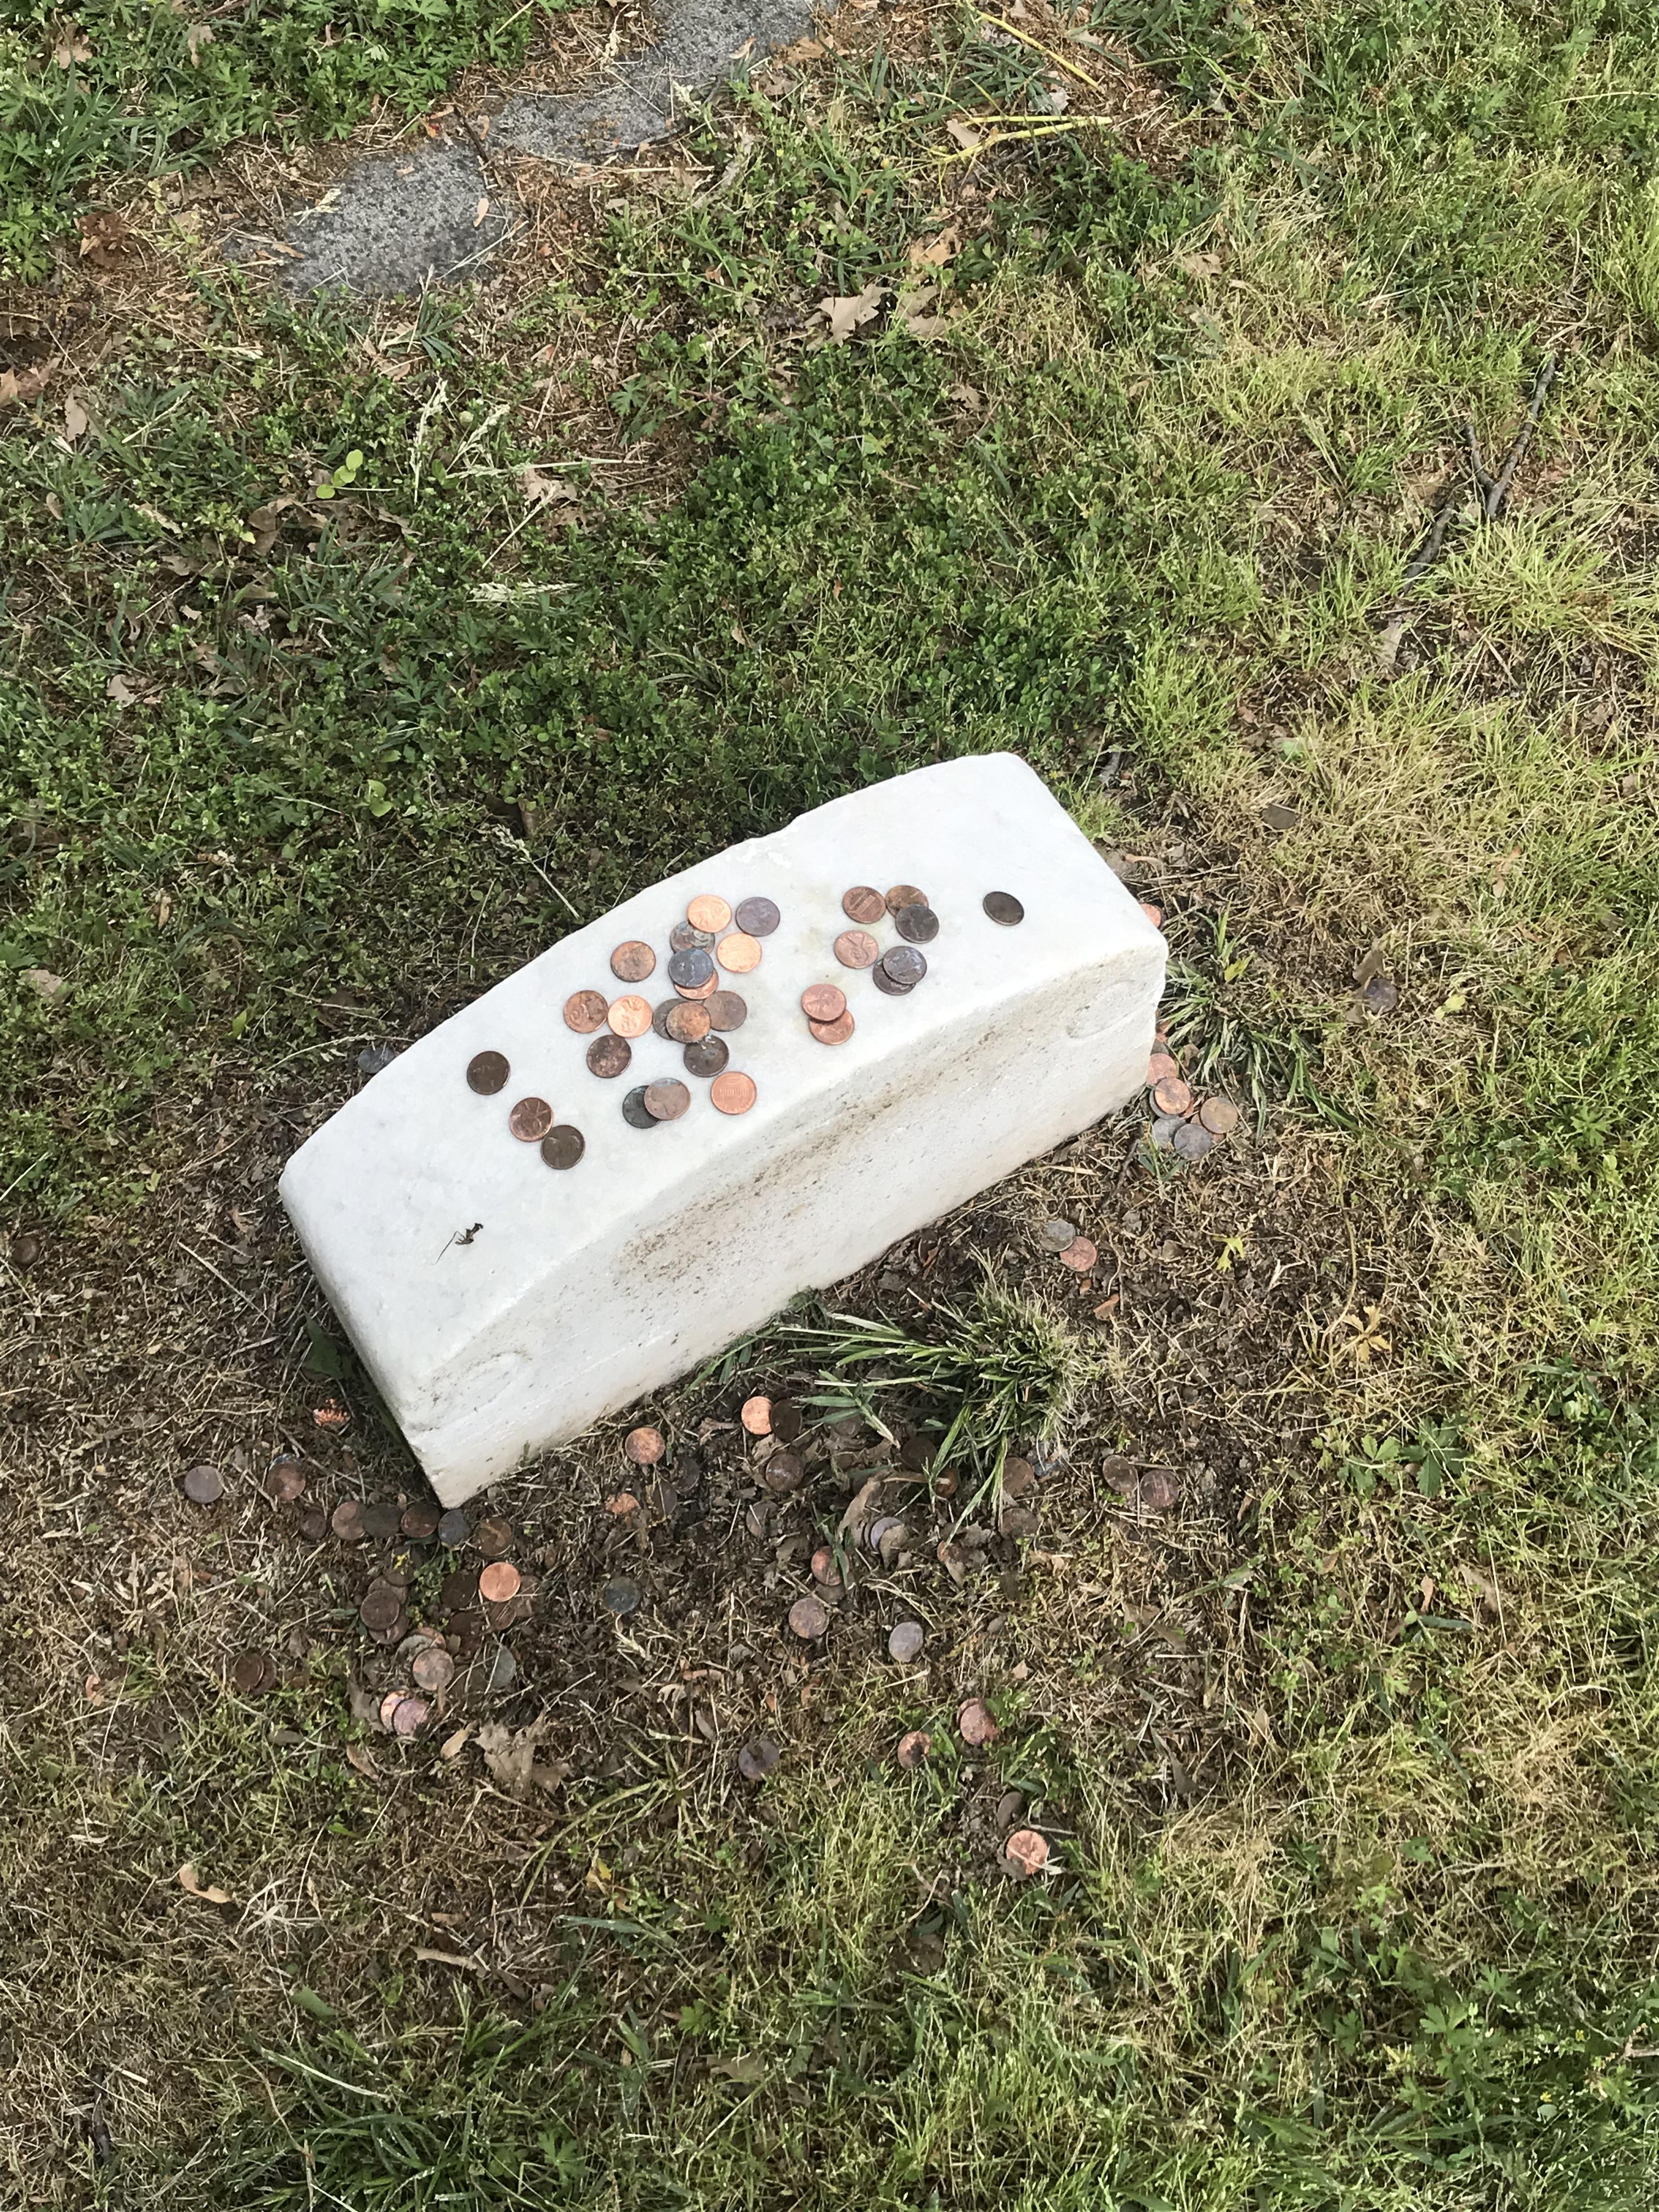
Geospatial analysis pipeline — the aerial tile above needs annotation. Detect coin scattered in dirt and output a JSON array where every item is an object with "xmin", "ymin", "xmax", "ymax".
[
  {"xmin": 603, "ymin": 1576, "xmax": 642, "ymax": 1616},
  {"xmin": 437, "ymin": 1508, "xmax": 470, "ymax": 1547},
  {"xmin": 1172, "ymin": 1121, "xmax": 1215, "ymax": 1161},
  {"xmin": 478, "ymin": 1561, "xmax": 521, "ymax": 1604},
  {"xmin": 413, "ymin": 1646, "xmax": 455, "ymax": 1693},
  {"xmin": 1004, "ymin": 1828, "xmax": 1049, "ymax": 1877},
  {"xmin": 401, "ymin": 1500, "xmax": 440, "ymax": 1540},
  {"xmin": 331, "ymin": 1500, "xmax": 366, "ymax": 1542},
  {"xmin": 1040, "ymin": 1217, "xmax": 1076, "ymax": 1250},
  {"xmin": 896, "ymin": 1730, "xmax": 933, "ymax": 1769},
  {"xmin": 625, "ymin": 1426, "xmax": 665, "ymax": 1465},
  {"xmin": 264, "ymin": 1460, "xmax": 307, "ymax": 1504},
  {"xmin": 1001, "ymin": 1455, "xmax": 1035, "ymax": 1497},
  {"xmin": 888, "ymin": 1620, "xmax": 926, "ymax": 1663},
  {"xmin": 1058, "ymin": 1237, "xmax": 1097, "ymax": 1272},
  {"xmin": 1147, "ymin": 1051, "xmax": 1179, "ymax": 1087},
  {"xmin": 391, "ymin": 1695, "xmax": 430, "ymax": 1739},
  {"xmin": 741, "ymin": 1395, "xmax": 772, "ymax": 1436},
  {"xmin": 182, "ymin": 1464, "xmax": 224, "ymax": 1505},
  {"xmin": 737, "ymin": 1735, "xmax": 781, "ymax": 1781},
  {"xmin": 473, "ymin": 1515, "xmax": 513, "ymax": 1557},
  {"xmin": 1152, "ymin": 1074, "xmax": 1193, "ymax": 1118},
  {"xmin": 788, "ymin": 1594, "xmax": 830, "ymax": 1641},
  {"xmin": 230, "ymin": 1651, "xmax": 272, "ymax": 1695},
  {"xmin": 1198, "ymin": 1096, "xmax": 1240, "ymax": 1136},
  {"xmin": 957, "ymin": 1698, "xmax": 999, "ymax": 1747}
]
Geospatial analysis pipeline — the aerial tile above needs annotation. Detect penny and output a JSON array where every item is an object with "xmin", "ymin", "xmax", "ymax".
[
  {"xmin": 610, "ymin": 940, "xmax": 656, "ymax": 983},
  {"xmin": 1152, "ymin": 1075, "xmax": 1193, "ymax": 1118},
  {"xmin": 881, "ymin": 945, "xmax": 927, "ymax": 988},
  {"xmin": 734, "ymin": 895, "xmax": 780, "ymax": 936},
  {"xmin": 1041, "ymin": 1217, "xmax": 1077, "ymax": 1250},
  {"xmin": 1005, "ymin": 1829, "xmax": 1049, "ymax": 1877},
  {"xmin": 674, "ymin": 971, "xmax": 719, "ymax": 1001},
  {"xmin": 378, "ymin": 1690, "xmax": 404, "ymax": 1730},
  {"xmin": 772, "ymin": 1401, "xmax": 803, "ymax": 1443},
  {"xmin": 1149, "ymin": 1116, "xmax": 1182, "ymax": 1151},
  {"xmin": 834, "ymin": 929, "xmax": 880, "ymax": 969},
  {"xmin": 1059, "ymin": 1237, "xmax": 1098, "ymax": 1272},
  {"xmin": 788, "ymin": 1594, "xmax": 830, "ymax": 1641},
  {"xmin": 842, "ymin": 885, "xmax": 885, "ymax": 924},
  {"xmin": 622, "ymin": 1085, "xmax": 658, "ymax": 1128},
  {"xmin": 441, "ymin": 1566, "xmax": 479, "ymax": 1611},
  {"xmin": 1198, "ymin": 1096, "xmax": 1240, "ymax": 1136},
  {"xmin": 741, "ymin": 1396, "xmax": 773, "ymax": 1435},
  {"xmin": 710, "ymin": 1070, "xmax": 757, "ymax": 1115},
  {"xmin": 232, "ymin": 1651, "xmax": 270, "ymax": 1695},
  {"xmin": 604, "ymin": 1576, "xmax": 642, "ymax": 1616},
  {"xmin": 888, "ymin": 1620, "xmax": 926, "ymax": 1664},
  {"xmin": 809, "ymin": 1010, "xmax": 856, "ymax": 1045},
  {"xmin": 737, "ymin": 1736, "xmax": 781, "ymax": 1781},
  {"xmin": 478, "ymin": 1561, "xmax": 522, "ymax": 1604},
  {"xmin": 895, "ymin": 903, "xmax": 939, "ymax": 944},
  {"xmin": 670, "ymin": 919, "xmax": 715, "ymax": 952},
  {"xmin": 664, "ymin": 998, "xmax": 710, "ymax": 1043},
  {"xmin": 413, "ymin": 1645, "xmax": 456, "ymax": 1694},
  {"xmin": 644, "ymin": 1080, "xmax": 691, "ymax": 1122},
  {"xmin": 296, "ymin": 1505, "xmax": 328, "ymax": 1543},
  {"xmin": 391, "ymin": 1695, "xmax": 430, "ymax": 1739},
  {"xmin": 1173, "ymin": 1121, "xmax": 1215, "ymax": 1161},
  {"xmin": 668, "ymin": 946, "xmax": 715, "ymax": 990},
  {"xmin": 763, "ymin": 1451, "xmax": 804, "ymax": 1493},
  {"xmin": 363, "ymin": 1502, "xmax": 400, "ymax": 1541},
  {"xmin": 509, "ymin": 1096, "xmax": 554, "ymax": 1143},
  {"xmin": 360, "ymin": 1584, "xmax": 403, "ymax": 1633},
  {"xmin": 957, "ymin": 1697, "xmax": 999, "ymax": 1747},
  {"xmin": 437, "ymin": 1508, "xmax": 470, "ymax": 1547},
  {"xmin": 717, "ymin": 931, "xmax": 762, "ymax": 974},
  {"xmin": 607, "ymin": 994, "xmax": 652, "ymax": 1039},
  {"xmin": 686, "ymin": 894, "xmax": 732, "ymax": 934},
  {"xmin": 466, "ymin": 1049, "xmax": 510, "ymax": 1095},
  {"xmin": 885, "ymin": 884, "xmax": 927, "ymax": 913},
  {"xmin": 897, "ymin": 1729, "xmax": 932, "ymax": 1770},
  {"xmin": 651, "ymin": 998, "xmax": 676, "ymax": 1039},
  {"xmin": 1002, "ymin": 1456, "xmax": 1036, "ymax": 1497},
  {"xmin": 402, "ymin": 1500, "xmax": 441, "ymax": 1540},
  {"xmin": 563, "ymin": 990, "xmax": 610, "ymax": 1033},
  {"xmin": 800, "ymin": 982, "xmax": 846, "ymax": 1023},
  {"xmin": 706, "ymin": 990, "xmax": 747, "ymax": 1031},
  {"xmin": 474, "ymin": 1515, "xmax": 514, "ymax": 1557},
  {"xmin": 182, "ymin": 1464, "xmax": 224, "ymax": 1505},
  {"xmin": 541, "ymin": 1124, "xmax": 585, "ymax": 1169},
  {"xmin": 586, "ymin": 1032, "xmax": 631, "ymax": 1079},
  {"xmin": 683, "ymin": 1035, "xmax": 730, "ymax": 1077},
  {"xmin": 625, "ymin": 1426, "xmax": 665, "ymax": 1465},
  {"xmin": 1141, "ymin": 901, "xmax": 1164, "ymax": 928},
  {"xmin": 331, "ymin": 1499, "xmax": 365, "ymax": 1542},
  {"xmin": 983, "ymin": 891, "xmax": 1024, "ymax": 926},
  {"xmin": 265, "ymin": 1460, "xmax": 307, "ymax": 1504},
  {"xmin": 871, "ymin": 964, "xmax": 914, "ymax": 996},
  {"xmin": 1147, "ymin": 1051, "xmax": 1180, "ymax": 1087}
]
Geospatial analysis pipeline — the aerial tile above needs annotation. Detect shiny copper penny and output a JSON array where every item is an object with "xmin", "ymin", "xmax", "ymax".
[
  {"xmin": 670, "ymin": 919, "xmax": 715, "ymax": 953},
  {"xmin": 622, "ymin": 1085, "xmax": 658, "ymax": 1128},
  {"xmin": 625, "ymin": 1425, "xmax": 666, "ymax": 1465},
  {"xmin": 1059, "ymin": 1237, "xmax": 1097, "ymax": 1272},
  {"xmin": 563, "ymin": 990, "xmax": 610, "ymax": 1034},
  {"xmin": 683, "ymin": 1035, "xmax": 729, "ymax": 1077},
  {"xmin": 586, "ymin": 1032, "xmax": 631, "ymax": 1079},
  {"xmin": 1198, "ymin": 1096, "xmax": 1240, "ymax": 1136},
  {"xmin": 541, "ymin": 1124, "xmax": 585, "ymax": 1170},
  {"xmin": 710, "ymin": 1070, "xmax": 757, "ymax": 1115},
  {"xmin": 706, "ymin": 990, "xmax": 747, "ymax": 1030},
  {"xmin": 741, "ymin": 1395, "xmax": 773, "ymax": 1436},
  {"xmin": 1152, "ymin": 1074, "xmax": 1193, "ymax": 1118},
  {"xmin": 809, "ymin": 1010, "xmax": 855, "ymax": 1045},
  {"xmin": 885, "ymin": 884, "xmax": 927, "ymax": 913},
  {"xmin": 734, "ymin": 895, "xmax": 780, "ymax": 936},
  {"xmin": 478, "ymin": 1561, "xmax": 521, "ymax": 1604},
  {"xmin": 610, "ymin": 940, "xmax": 656, "ymax": 983},
  {"xmin": 644, "ymin": 1080, "xmax": 691, "ymax": 1122},
  {"xmin": 607, "ymin": 994, "xmax": 653, "ymax": 1038},
  {"xmin": 842, "ymin": 885, "xmax": 884, "ymax": 924},
  {"xmin": 686, "ymin": 893, "xmax": 732, "ymax": 933},
  {"xmin": 717, "ymin": 931, "xmax": 762, "ymax": 973},
  {"xmin": 674, "ymin": 970, "xmax": 719, "ymax": 1001},
  {"xmin": 668, "ymin": 945, "xmax": 716, "ymax": 991},
  {"xmin": 509, "ymin": 1096, "xmax": 554, "ymax": 1143},
  {"xmin": 834, "ymin": 928, "xmax": 880, "ymax": 969},
  {"xmin": 664, "ymin": 999, "xmax": 710, "ymax": 1043},
  {"xmin": 895, "ymin": 903, "xmax": 939, "ymax": 944},
  {"xmin": 466, "ymin": 1049, "xmax": 510, "ymax": 1095},
  {"xmin": 983, "ymin": 890, "xmax": 1024, "ymax": 926},
  {"xmin": 881, "ymin": 945, "xmax": 927, "ymax": 988},
  {"xmin": 800, "ymin": 982, "xmax": 846, "ymax": 1022},
  {"xmin": 1147, "ymin": 1051, "xmax": 1180, "ymax": 1088}
]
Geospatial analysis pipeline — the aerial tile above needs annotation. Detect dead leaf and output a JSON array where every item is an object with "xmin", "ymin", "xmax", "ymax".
[
  {"xmin": 1175, "ymin": 250, "xmax": 1222, "ymax": 279},
  {"xmin": 946, "ymin": 119, "xmax": 982, "ymax": 153},
  {"xmin": 440, "ymin": 1723, "xmax": 472, "ymax": 1759},
  {"xmin": 710, "ymin": 2053, "xmax": 766, "ymax": 2083},
  {"xmin": 907, "ymin": 226, "xmax": 960, "ymax": 269},
  {"xmin": 345, "ymin": 1743, "xmax": 386, "ymax": 1782},
  {"xmin": 21, "ymin": 968, "xmax": 69, "ymax": 1006},
  {"xmin": 812, "ymin": 283, "xmax": 887, "ymax": 345},
  {"xmin": 475, "ymin": 1719, "xmax": 563, "ymax": 1801},
  {"xmin": 473, "ymin": 195, "xmax": 490, "ymax": 229},
  {"xmin": 177, "ymin": 1861, "xmax": 232, "ymax": 1905},
  {"xmin": 78, "ymin": 208, "xmax": 131, "ymax": 269},
  {"xmin": 184, "ymin": 22, "xmax": 215, "ymax": 63},
  {"xmin": 522, "ymin": 466, "xmax": 577, "ymax": 505},
  {"xmin": 780, "ymin": 36, "xmax": 825, "ymax": 60},
  {"xmin": 63, "ymin": 394, "xmax": 89, "ymax": 443},
  {"xmin": 132, "ymin": 501, "xmax": 180, "ymax": 535},
  {"xmin": 53, "ymin": 29, "xmax": 93, "ymax": 67},
  {"xmin": 0, "ymin": 363, "xmax": 52, "ymax": 408}
]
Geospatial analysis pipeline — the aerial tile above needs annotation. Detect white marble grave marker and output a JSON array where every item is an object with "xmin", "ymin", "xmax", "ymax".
[{"xmin": 280, "ymin": 753, "xmax": 1165, "ymax": 1503}]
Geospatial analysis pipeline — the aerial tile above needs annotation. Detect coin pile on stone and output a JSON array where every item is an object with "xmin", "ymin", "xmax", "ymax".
[
  {"xmin": 1143, "ymin": 1045, "xmax": 1241, "ymax": 1161},
  {"xmin": 465, "ymin": 1047, "xmax": 586, "ymax": 1173}
]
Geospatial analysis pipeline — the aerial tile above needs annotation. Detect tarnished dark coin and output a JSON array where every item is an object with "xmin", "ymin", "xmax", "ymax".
[
  {"xmin": 842, "ymin": 885, "xmax": 884, "ymax": 925},
  {"xmin": 668, "ymin": 946, "xmax": 715, "ymax": 991},
  {"xmin": 563, "ymin": 992, "xmax": 609, "ymax": 1034},
  {"xmin": 706, "ymin": 990, "xmax": 747, "ymax": 1031},
  {"xmin": 1173, "ymin": 1120, "xmax": 1215, "ymax": 1162},
  {"xmin": 607, "ymin": 994, "xmax": 653, "ymax": 1037},
  {"xmin": 622, "ymin": 1085, "xmax": 659, "ymax": 1129},
  {"xmin": 881, "ymin": 945, "xmax": 927, "ymax": 988},
  {"xmin": 331, "ymin": 1499, "xmax": 365, "ymax": 1542},
  {"xmin": 834, "ymin": 928, "xmax": 880, "ymax": 969},
  {"xmin": 402, "ymin": 1500, "xmax": 441, "ymax": 1540},
  {"xmin": 652, "ymin": 998, "xmax": 678, "ymax": 1040},
  {"xmin": 296, "ymin": 1505, "xmax": 328, "ymax": 1543},
  {"xmin": 610, "ymin": 940, "xmax": 656, "ymax": 983},
  {"xmin": 644, "ymin": 1080, "xmax": 691, "ymax": 1122},
  {"xmin": 738, "ymin": 1735, "xmax": 781, "ymax": 1781},
  {"xmin": 801, "ymin": 982, "xmax": 846, "ymax": 1022},
  {"xmin": 683, "ymin": 1035, "xmax": 729, "ymax": 1077},
  {"xmin": 474, "ymin": 1515, "xmax": 514, "ymax": 1558},
  {"xmin": 541, "ymin": 1124, "xmax": 585, "ymax": 1170},
  {"xmin": 809, "ymin": 1011, "xmax": 855, "ymax": 1044},
  {"xmin": 437, "ymin": 1508, "xmax": 470, "ymax": 1548},
  {"xmin": 788, "ymin": 1595, "xmax": 830, "ymax": 1641},
  {"xmin": 885, "ymin": 884, "xmax": 927, "ymax": 913},
  {"xmin": 763, "ymin": 1451, "xmax": 804, "ymax": 1493},
  {"xmin": 983, "ymin": 890, "xmax": 1024, "ymax": 926},
  {"xmin": 710, "ymin": 1070, "xmax": 757, "ymax": 1115},
  {"xmin": 605, "ymin": 1576, "xmax": 642, "ymax": 1616},
  {"xmin": 1198, "ymin": 1097, "xmax": 1240, "ymax": 1136},
  {"xmin": 734, "ymin": 895, "xmax": 780, "ymax": 936},
  {"xmin": 466, "ymin": 1049, "xmax": 510, "ymax": 1094},
  {"xmin": 360, "ymin": 1582, "xmax": 404, "ymax": 1632},
  {"xmin": 670, "ymin": 920, "xmax": 716, "ymax": 952},
  {"xmin": 664, "ymin": 999, "xmax": 710, "ymax": 1043},
  {"xmin": 871, "ymin": 963, "xmax": 915, "ymax": 996},
  {"xmin": 509, "ymin": 1096, "xmax": 554, "ymax": 1143},
  {"xmin": 772, "ymin": 1401, "xmax": 803, "ymax": 1443},
  {"xmin": 182, "ymin": 1464, "xmax": 224, "ymax": 1505},
  {"xmin": 895, "ymin": 903, "xmax": 939, "ymax": 944},
  {"xmin": 265, "ymin": 1459, "xmax": 307, "ymax": 1504},
  {"xmin": 441, "ymin": 1566, "xmax": 479, "ymax": 1611},
  {"xmin": 586, "ymin": 1033, "xmax": 632, "ymax": 1079},
  {"xmin": 231, "ymin": 1651, "xmax": 272, "ymax": 1695},
  {"xmin": 413, "ymin": 1646, "xmax": 455, "ymax": 1693},
  {"xmin": 363, "ymin": 1502, "xmax": 400, "ymax": 1541}
]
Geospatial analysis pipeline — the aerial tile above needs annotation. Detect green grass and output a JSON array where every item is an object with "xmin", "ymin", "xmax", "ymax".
[{"xmin": 7, "ymin": 1, "xmax": 1659, "ymax": 2205}]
